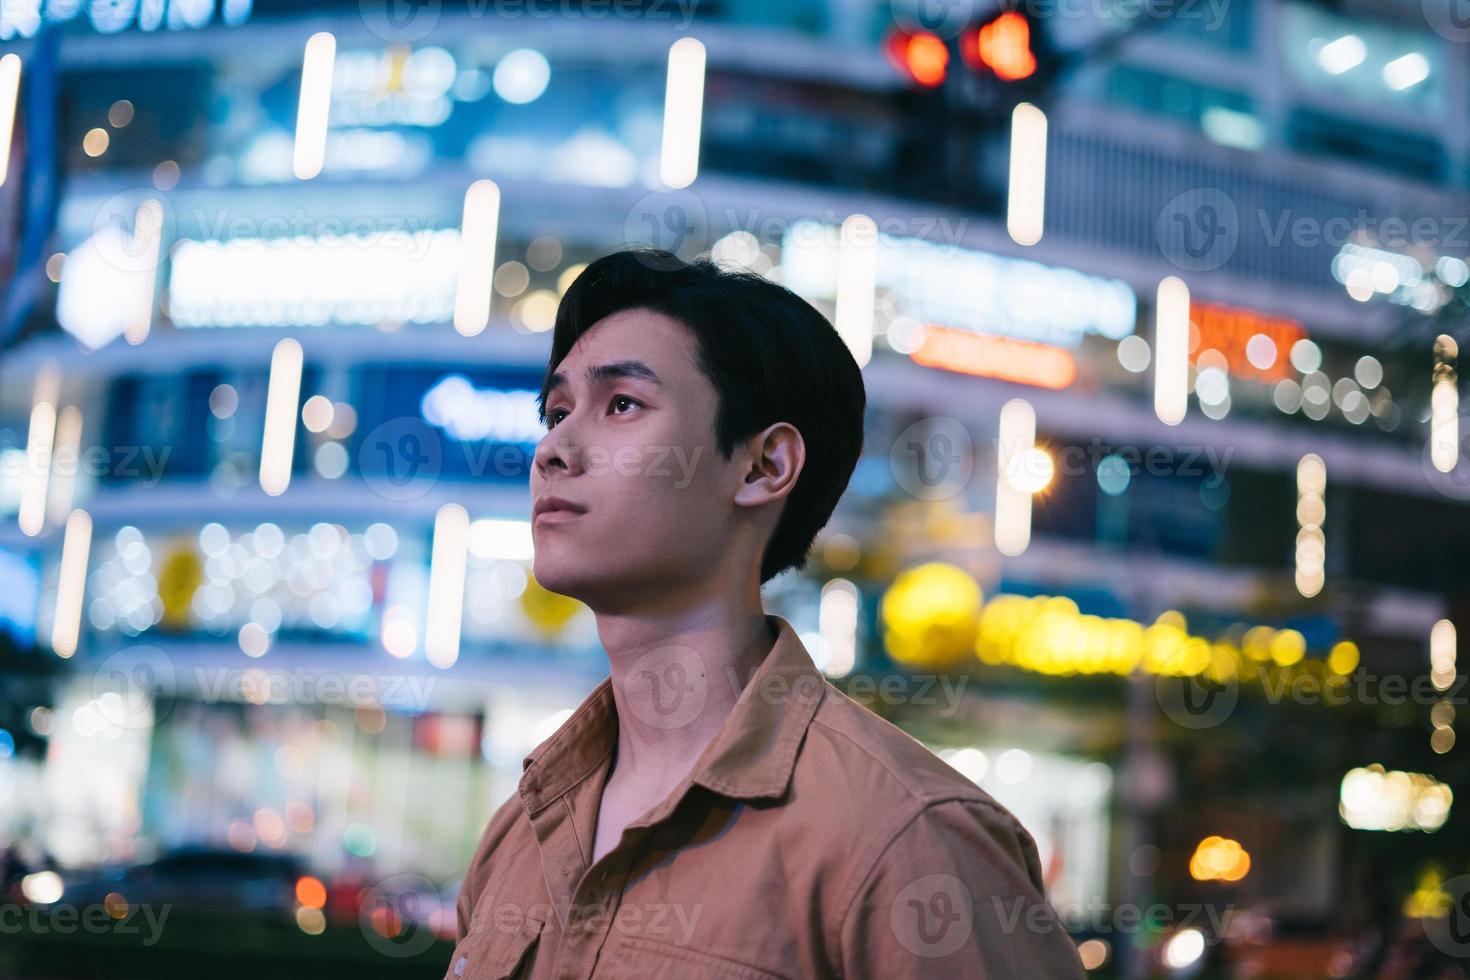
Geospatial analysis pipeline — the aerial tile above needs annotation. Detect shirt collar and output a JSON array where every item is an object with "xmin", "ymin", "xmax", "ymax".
[{"xmin": 518, "ymin": 613, "xmax": 827, "ymax": 815}]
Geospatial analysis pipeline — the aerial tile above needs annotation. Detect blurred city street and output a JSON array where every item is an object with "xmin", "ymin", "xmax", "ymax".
[{"xmin": 2, "ymin": 0, "xmax": 1470, "ymax": 976}]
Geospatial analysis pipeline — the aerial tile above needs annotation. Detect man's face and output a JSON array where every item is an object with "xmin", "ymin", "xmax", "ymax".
[{"xmin": 529, "ymin": 308, "xmax": 748, "ymax": 609}]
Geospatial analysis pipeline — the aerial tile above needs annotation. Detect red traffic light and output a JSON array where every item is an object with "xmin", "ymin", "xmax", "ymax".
[
  {"xmin": 962, "ymin": 11, "xmax": 1037, "ymax": 81},
  {"xmin": 883, "ymin": 28, "xmax": 950, "ymax": 88}
]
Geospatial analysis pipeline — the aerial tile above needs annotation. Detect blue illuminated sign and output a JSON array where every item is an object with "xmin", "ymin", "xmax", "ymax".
[
  {"xmin": 355, "ymin": 366, "xmax": 543, "ymax": 484},
  {"xmin": 1, "ymin": 0, "xmax": 251, "ymax": 40}
]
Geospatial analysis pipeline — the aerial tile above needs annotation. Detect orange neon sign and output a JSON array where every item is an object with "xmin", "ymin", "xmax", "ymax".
[
  {"xmin": 1190, "ymin": 301, "xmax": 1305, "ymax": 383},
  {"xmin": 910, "ymin": 324, "xmax": 1076, "ymax": 389}
]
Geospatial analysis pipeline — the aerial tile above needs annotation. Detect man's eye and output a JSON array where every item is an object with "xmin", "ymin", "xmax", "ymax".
[{"xmin": 546, "ymin": 397, "xmax": 638, "ymax": 429}]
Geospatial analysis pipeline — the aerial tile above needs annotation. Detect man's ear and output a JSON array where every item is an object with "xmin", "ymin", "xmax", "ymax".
[{"xmin": 734, "ymin": 422, "xmax": 804, "ymax": 506}]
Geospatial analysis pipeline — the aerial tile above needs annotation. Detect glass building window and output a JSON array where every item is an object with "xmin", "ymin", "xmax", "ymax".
[
  {"xmin": 1101, "ymin": 64, "xmax": 1257, "ymax": 143},
  {"xmin": 1280, "ymin": 1, "xmax": 1444, "ymax": 116},
  {"xmin": 1139, "ymin": 0, "xmax": 1254, "ymax": 52},
  {"xmin": 1287, "ymin": 108, "xmax": 1443, "ymax": 183},
  {"xmin": 61, "ymin": 67, "xmax": 214, "ymax": 172}
]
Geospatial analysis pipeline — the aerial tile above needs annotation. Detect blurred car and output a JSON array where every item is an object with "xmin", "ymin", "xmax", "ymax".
[{"xmin": 61, "ymin": 846, "xmax": 308, "ymax": 923}]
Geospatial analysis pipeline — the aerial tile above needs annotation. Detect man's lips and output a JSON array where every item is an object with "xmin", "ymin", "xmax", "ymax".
[
  {"xmin": 533, "ymin": 495, "xmax": 588, "ymax": 527},
  {"xmin": 534, "ymin": 508, "xmax": 585, "ymax": 527}
]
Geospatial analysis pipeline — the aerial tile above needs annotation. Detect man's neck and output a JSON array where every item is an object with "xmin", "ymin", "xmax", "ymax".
[{"xmin": 598, "ymin": 605, "xmax": 778, "ymax": 784}]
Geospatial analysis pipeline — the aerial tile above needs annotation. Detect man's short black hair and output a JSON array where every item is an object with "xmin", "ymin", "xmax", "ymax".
[{"xmin": 537, "ymin": 247, "xmax": 867, "ymax": 585}]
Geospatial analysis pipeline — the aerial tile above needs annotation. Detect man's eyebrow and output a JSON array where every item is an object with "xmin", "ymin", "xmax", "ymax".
[{"xmin": 545, "ymin": 360, "xmax": 665, "ymax": 397}]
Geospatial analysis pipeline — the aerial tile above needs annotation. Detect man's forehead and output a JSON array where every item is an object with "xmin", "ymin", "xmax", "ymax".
[
  {"xmin": 581, "ymin": 307, "xmax": 690, "ymax": 348},
  {"xmin": 558, "ymin": 309, "xmax": 696, "ymax": 378}
]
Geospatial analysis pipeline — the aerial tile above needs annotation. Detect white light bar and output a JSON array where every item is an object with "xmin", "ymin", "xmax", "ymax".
[
  {"xmin": 1007, "ymin": 102, "xmax": 1046, "ymax": 247},
  {"xmin": 453, "ymin": 179, "xmax": 501, "ymax": 337},
  {"xmin": 659, "ymin": 37, "xmax": 706, "ymax": 189},
  {"xmin": 425, "ymin": 503, "xmax": 470, "ymax": 669},
  {"xmin": 259, "ymin": 338, "xmax": 304, "ymax": 496},
  {"xmin": 52, "ymin": 509, "xmax": 93, "ymax": 658},
  {"xmin": 293, "ymin": 32, "xmax": 336, "ymax": 180},
  {"xmin": 1154, "ymin": 276, "xmax": 1190, "ymax": 426},
  {"xmin": 0, "ymin": 54, "xmax": 19, "ymax": 189},
  {"xmin": 834, "ymin": 214, "xmax": 876, "ymax": 368}
]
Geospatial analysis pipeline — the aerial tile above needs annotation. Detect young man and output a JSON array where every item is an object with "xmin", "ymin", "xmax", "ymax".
[{"xmin": 448, "ymin": 249, "xmax": 1086, "ymax": 979}]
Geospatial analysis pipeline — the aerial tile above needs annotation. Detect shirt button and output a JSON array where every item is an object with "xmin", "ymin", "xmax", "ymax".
[{"xmin": 454, "ymin": 956, "xmax": 468, "ymax": 976}]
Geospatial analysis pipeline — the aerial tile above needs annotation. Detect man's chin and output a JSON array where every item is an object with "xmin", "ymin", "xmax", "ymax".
[
  {"xmin": 530, "ymin": 560, "xmax": 593, "ymax": 603},
  {"xmin": 532, "ymin": 560, "xmax": 657, "ymax": 612}
]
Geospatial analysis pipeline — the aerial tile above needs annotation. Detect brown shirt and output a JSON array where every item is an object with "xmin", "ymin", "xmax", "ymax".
[{"xmin": 448, "ymin": 613, "xmax": 1088, "ymax": 980}]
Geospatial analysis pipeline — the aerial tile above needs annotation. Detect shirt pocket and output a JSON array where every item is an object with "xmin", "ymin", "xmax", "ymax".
[
  {"xmin": 447, "ymin": 914, "xmax": 544, "ymax": 980},
  {"xmin": 593, "ymin": 935, "xmax": 790, "ymax": 980}
]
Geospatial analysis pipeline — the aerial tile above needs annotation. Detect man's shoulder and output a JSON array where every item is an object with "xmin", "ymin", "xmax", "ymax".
[
  {"xmin": 459, "ymin": 789, "xmax": 533, "ymax": 902},
  {"xmin": 478, "ymin": 788, "xmax": 532, "ymax": 855},
  {"xmin": 790, "ymin": 684, "xmax": 1051, "ymax": 911},
  {"xmin": 798, "ymin": 681, "xmax": 1016, "ymax": 823}
]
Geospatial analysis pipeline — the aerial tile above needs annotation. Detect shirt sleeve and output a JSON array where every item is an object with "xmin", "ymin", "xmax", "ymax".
[
  {"xmin": 455, "ymin": 793, "xmax": 518, "ymax": 944},
  {"xmin": 837, "ymin": 798, "xmax": 1087, "ymax": 979},
  {"xmin": 455, "ymin": 827, "xmax": 490, "ymax": 945}
]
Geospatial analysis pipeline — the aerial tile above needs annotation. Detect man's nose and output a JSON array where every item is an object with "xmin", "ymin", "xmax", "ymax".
[{"xmin": 534, "ymin": 420, "xmax": 580, "ymax": 478}]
